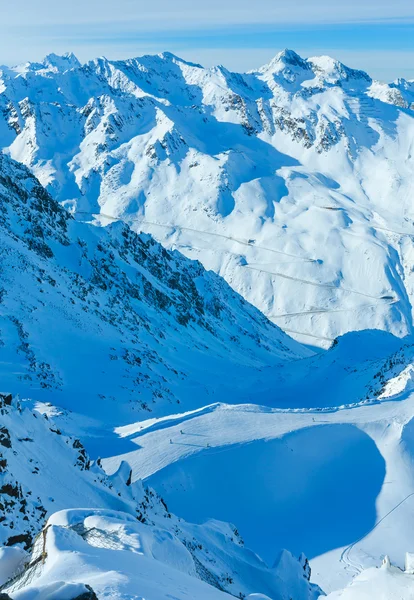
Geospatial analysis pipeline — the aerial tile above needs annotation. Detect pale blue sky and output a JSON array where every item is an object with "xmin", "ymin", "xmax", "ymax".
[{"xmin": 1, "ymin": 0, "xmax": 414, "ymax": 80}]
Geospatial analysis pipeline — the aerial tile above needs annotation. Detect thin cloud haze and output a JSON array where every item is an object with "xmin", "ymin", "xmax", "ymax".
[{"xmin": 1, "ymin": 0, "xmax": 414, "ymax": 81}]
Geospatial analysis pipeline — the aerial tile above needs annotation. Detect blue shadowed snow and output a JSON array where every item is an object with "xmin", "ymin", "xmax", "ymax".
[
  {"xmin": 147, "ymin": 424, "xmax": 385, "ymax": 565},
  {"xmin": 400, "ymin": 416, "xmax": 414, "ymax": 462},
  {"xmin": 259, "ymin": 330, "xmax": 411, "ymax": 409}
]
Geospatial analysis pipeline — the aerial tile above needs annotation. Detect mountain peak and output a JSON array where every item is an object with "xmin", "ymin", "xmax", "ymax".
[
  {"xmin": 147, "ymin": 51, "xmax": 203, "ymax": 69},
  {"xmin": 276, "ymin": 48, "xmax": 306, "ymax": 65},
  {"xmin": 158, "ymin": 51, "xmax": 200, "ymax": 65},
  {"xmin": 257, "ymin": 48, "xmax": 310, "ymax": 75},
  {"xmin": 309, "ymin": 54, "xmax": 371, "ymax": 83},
  {"xmin": 43, "ymin": 52, "xmax": 81, "ymax": 72}
]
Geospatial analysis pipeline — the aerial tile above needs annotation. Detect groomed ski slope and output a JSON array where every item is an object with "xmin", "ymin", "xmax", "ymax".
[{"xmin": 101, "ymin": 380, "xmax": 414, "ymax": 594}]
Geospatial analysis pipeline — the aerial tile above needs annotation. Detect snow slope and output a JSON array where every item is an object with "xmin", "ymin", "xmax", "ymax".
[
  {"xmin": 0, "ymin": 395, "xmax": 319, "ymax": 600},
  {"xmin": 0, "ymin": 151, "xmax": 305, "ymax": 428},
  {"xmin": 2, "ymin": 112, "xmax": 414, "ymax": 598},
  {"xmin": 101, "ymin": 387, "xmax": 414, "ymax": 594},
  {"xmin": 0, "ymin": 139, "xmax": 325, "ymax": 600},
  {"xmin": 7, "ymin": 508, "xmax": 318, "ymax": 600},
  {"xmin": 1, "ymin": 50, "xmax": 414, "ymax": 346},
  {"xmin": 326, "ymin": 558, "xmax": 414, "ymax": 600}
]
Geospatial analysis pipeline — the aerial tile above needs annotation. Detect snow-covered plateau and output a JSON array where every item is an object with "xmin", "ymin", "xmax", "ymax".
[{"xmin": 1, "ymin": 49, "xmax": 414, "ymax": 600}]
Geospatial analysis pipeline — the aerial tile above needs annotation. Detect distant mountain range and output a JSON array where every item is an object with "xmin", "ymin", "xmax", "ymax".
[
  {"xmin": 1, "ymin": 49, "xmax": 414, "ymax": 347},
  {"xmin": 2, "ymin": 50, "xmax": 414, "ymax": 600}
]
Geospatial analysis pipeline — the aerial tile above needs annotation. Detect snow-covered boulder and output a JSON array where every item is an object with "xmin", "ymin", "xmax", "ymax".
[{"xmin": 13, "ymin": 582, "xmax": 97, "ymax": 600}]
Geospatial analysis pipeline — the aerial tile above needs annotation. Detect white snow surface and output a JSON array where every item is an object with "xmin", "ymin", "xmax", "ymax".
[
  {"xmin": 1, "ymin": 49, "xmax": 414, "ymax": 346},
  {"xmin": 0, "ymin": 547, "xmax": 28, "ymax": 586},
  {"xmin": 2, "ymin": 59, "xmax": 414, "ymax": 600},
  {"xmin": 0, "ymin": 151, "xmax": 321, "ymax": 600},
  {"xmin": 325, "ymin": 559, "xmax": 414, "ymax": 599},
  {"xmin": 0, "ymin": 396, "xmax": 320, "ymax": 600},
  {"xmin": 0, "ymin": 151, "xmax": 304, "ymax": 427},
  {"xmin": 101, "ymin": 391, "xmax": 414, "ymax": 593}
]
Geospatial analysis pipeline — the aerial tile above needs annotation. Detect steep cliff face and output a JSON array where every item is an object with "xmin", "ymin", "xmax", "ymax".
[{"xmin": 0, "ymin": 152, "xmax": 304, "ymax": 423}]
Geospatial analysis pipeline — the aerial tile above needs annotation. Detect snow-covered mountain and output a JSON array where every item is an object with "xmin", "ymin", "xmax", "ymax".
[
  {"xmin": 0, "ymin": 150, "xmax": 330, "ymax": 599},
  {"xmin": 0, "ymin": 394, "xmax": 320, "ymax": 600},
  {"xmin": 0, "ymin": 150, "xmax": 326, "ymax": 599},
  {"xmin": 3, "ymin": 51, "xmax": 414, "ymax": 600},
  {"xmin": 0, "ymin": 151, "xmax": 305, "ymax": 422},
  {"xmin": 1, "ymin": 148, "xmax": 414, "ymax": 600},
  {"xmin": 1, "ymin": 49, "xmax": 414, "ymax": 347}
]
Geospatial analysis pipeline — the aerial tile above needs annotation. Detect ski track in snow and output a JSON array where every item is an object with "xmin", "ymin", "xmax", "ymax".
[
  {"xmin": 78, "ymin": 212, "xmax": 399, "ymax": 334},
  {"xmin": 244, "ymin": 265, "xmax": 394, "ymax": 300},
  {"xmin": 269, "ymin": 299, "xmax": 397, "ymax": 319},
  {"xmin": 81, "ymin": 212, "xmax": 398, "ymax": 303},
  {"xmin": 340, "ymin": 491, "xmax": 414, "ymax": 577},
  {"xmin": 274, "ymin": 327, "xmax": 335, "ymax": 342},
  {"xmin": 77, "ymin": 212, "xmax": 317, "ymax": 262}
]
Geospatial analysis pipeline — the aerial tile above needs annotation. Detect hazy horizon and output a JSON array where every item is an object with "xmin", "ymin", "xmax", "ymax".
[{"xmin": 1, "ymin": 0, "xmax": 413, "ymax": 81}]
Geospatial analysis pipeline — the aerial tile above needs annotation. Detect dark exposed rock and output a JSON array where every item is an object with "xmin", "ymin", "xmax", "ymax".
[
  {"xmin": 0, "ymin": 427, "xmax": 11, "ymax": 449},
  {"xmin": 0, "ymin": 393, "xmax": 12, "ymax": 407},
  {"xmin": 72, "ymin": 584, "xmax": 99, "ymax": 600},
  {"xmin": 5, "ymin": 532, "xmax": 32, "ymax": 550},
  {"xmin": 0, "ymin": 585, "xmax": 98, "ymax": 600}
]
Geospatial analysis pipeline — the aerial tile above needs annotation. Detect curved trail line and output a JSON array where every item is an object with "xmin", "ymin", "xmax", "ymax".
[
  {"xmin": 245, "ymin": 265, "xmax": 394, "ymax": 301},
  {"xmin": 340, "ymin": 491, "xmax": 414, "ymax": 576},
  {"xmin": 269, "ymin": 299, "xmax": 397, "ymax": 319},
  {"xmin": 75, "ymin": 211, "xmax": 317, "ymax": 262},
  {"xmin": 370, "ymin": 223, "xmax": 414, "ymax": 238},
  {"xmin": 272, "ymin": 326, "xmax": 334, "ymax": 342},
  {"xmin": 115, "ymin": 394, "xmax": 398, "ymax": 448},
  {"xmin": 76, "ymin": 211, "xmax": 397, "ymax": 303}
]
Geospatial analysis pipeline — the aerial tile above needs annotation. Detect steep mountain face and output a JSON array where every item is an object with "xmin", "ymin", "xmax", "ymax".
[
  {"xmin": 0, "ymin": 153, "xmax": 321, "ymax": 599},
  {"xmin": 1, "ymin": 152, "xmax": 410, "ymax": 424},
  {"xmin": 1, "ymin": 49, "xmax": 414, "ymax": 347},
  {"xmin": 0, "ymin": 152, "xmax": 303, "ymax": 429}
]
